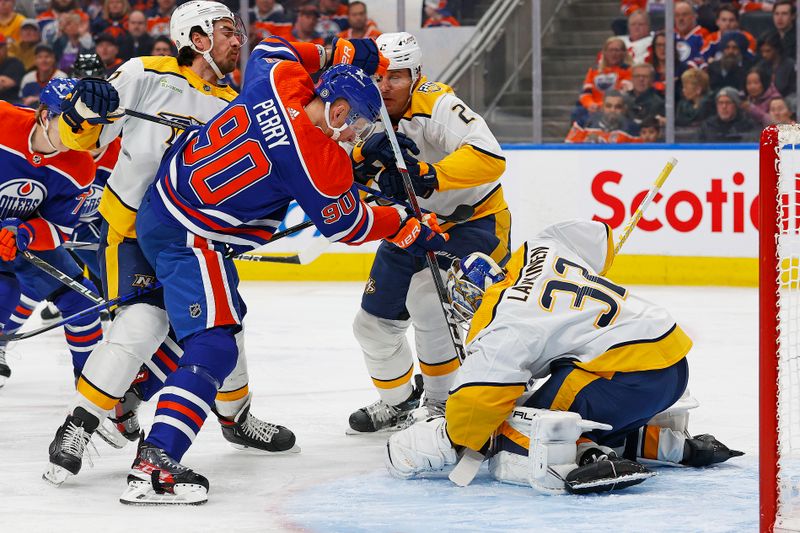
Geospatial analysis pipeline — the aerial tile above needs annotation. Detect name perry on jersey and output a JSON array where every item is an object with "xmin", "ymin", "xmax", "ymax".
[{"xmin": 253, "ymin": 99, "xmax": 290, "ymax": 149}]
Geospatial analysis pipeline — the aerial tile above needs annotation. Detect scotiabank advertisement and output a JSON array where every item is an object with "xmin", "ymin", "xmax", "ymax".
[{"xmin": 502, "ymin": 146, "xmax": 760, "ymax": 258}]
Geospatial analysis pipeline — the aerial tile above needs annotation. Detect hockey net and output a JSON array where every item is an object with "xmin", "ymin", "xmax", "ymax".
[{"xmin": 761, "ymin": 124, "xmax": 800, "ymax": 533}]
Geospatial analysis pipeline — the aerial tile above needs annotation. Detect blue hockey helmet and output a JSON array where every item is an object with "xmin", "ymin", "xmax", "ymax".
[
  {"xmin": 315, "ymin": 64, "xmax": 382, "ymax": 141},
  {"xmin": 446, "ymin": 252, "xmax": 506, "ymax": 323},
  {"xmin": 40, "ymin": 78, "xmax": 78, "ymax": 116}
]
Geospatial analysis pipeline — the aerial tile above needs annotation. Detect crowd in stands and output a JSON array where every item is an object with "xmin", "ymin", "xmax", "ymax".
[
  {"xmin": 0, "ymin": 0, "xmax": 461, "ymax": 107},
  {"xmin": 567, "ymin": 0, "xmax": 799, "ymax": 143}
]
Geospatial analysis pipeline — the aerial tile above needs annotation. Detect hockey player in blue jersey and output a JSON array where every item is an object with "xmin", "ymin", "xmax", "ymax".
[{"xmin": 0, "ymin": 78, "xmax": 105, "ymax": 388}]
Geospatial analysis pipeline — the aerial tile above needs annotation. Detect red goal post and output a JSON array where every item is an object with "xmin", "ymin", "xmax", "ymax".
[{"xmin": 760, "ymin": 124, "xmax": 800, "ymax": 533}]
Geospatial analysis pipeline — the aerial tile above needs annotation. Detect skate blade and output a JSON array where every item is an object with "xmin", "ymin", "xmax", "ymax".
[
  {"xmin": 566, "ymin": 470, "xmax": 656, "ymax": 494},
  {"xmin": 43, "ymin": 464, "xmax": 72, "ymax": 486},
  {"xmin": 0, "ymin": 376, "xmax": 6, "ymax": 389},
  {"xmin": 227, "ymin": 442, "xmax": 301, "ymax": 454},
  {"xmin": 95, "ymin": 418, "xmax": 130, "ymax": 449},
  {"xmin": 345, "ymin": 425, "xmax": 403, "ymax": 436},
  {"xmin": 120, "ymin": 480, "xmax": 207, "ymax": 506}
]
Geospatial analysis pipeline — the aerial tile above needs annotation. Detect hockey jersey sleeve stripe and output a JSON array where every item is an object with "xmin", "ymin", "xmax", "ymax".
[
  {"xmin": 445, "ymin": 381, "xmax": 527, "ymax": 450},
  {"xmin": 371, "ymin": 364, "xmax": 414, "ymax": 390},
  {"xmin": 25, "ymin": 217, "xmax": 67, "ymax": 250},
  {"xmin": 419, "ymin": 356, "xmax": 461, "ymax": 377},
  {"xmin": 256, "ymin": 37, "xmax": 322, "ymax": 73},
  {"xmin": 574, "ymin": 324, "xmax": 692, "ymax": 374}
]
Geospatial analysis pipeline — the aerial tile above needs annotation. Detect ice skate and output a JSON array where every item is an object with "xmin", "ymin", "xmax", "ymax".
[
  {"xmin": 402, "ymin": 396, "xmax": 447, "ymax": 429},
  {"xmin": 43, "ymin": 408, "xmax": 98, "ymax": 486},
  {"xmin": 96, "ymin": 387, "xmax": 142, "ymax": 449},
  {"xmin": 120, "ymin": 438, "xmax": 209, "ymax": 505},
  {"xmin": 39, "ymin": 301, "xmax": 61, "ymax": 324},
  {"xmin": 219, "ymin": 403, "xmax": 299, "ymax": 454},
  {"xmin": 347, "ymin": 375, "xmax": 424, "ymax": 434},
  {"xmin": 0, "ymin": 348, "xmax": 9, "ymax": 388}
]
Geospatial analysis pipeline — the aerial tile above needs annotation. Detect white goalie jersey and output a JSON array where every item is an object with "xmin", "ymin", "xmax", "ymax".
[
  {"xmin": 59, "ymin": 56, "xmax": 238, "ymax": 237},
  {"xmin": 445, "ymin": 220, "xmax": 693, "ymax": 450}
]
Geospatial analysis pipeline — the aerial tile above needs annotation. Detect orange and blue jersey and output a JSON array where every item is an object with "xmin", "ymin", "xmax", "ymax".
[
  {"xmin": 146, "ymin": 36, "xmax": 401, "ymax": 253},
  {"xmin": 0, "ymin": 101, "xmax": 94, "ymax": 250},
  {"xmin": 578, "ymin": 64, "xmax": 632, "ymax": 110},
  {"xmin": 702, "ymin": 29, "xmax": 757, "ymax": 63},
  {"xmin": 676, "ymin": 26, "xmax": 707, "ymax": 70}
]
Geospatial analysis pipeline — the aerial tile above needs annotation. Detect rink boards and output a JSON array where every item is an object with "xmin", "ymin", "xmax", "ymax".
[{"xmin": 235, "ymin": 144, "xmax": 761, "ymax": 286}]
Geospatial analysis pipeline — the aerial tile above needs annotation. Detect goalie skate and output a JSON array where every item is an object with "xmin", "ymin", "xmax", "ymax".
[
  {"xmin": 565, "ymin": 448, "xmax": 655, "ymax": 495},
  {"xmin": 120, "ymin": 439, "xmax": 209, "ymax": 506},
  {"xmin": 347, "ymin": 374, "xmax": 423, "ymax": 435},
  {"xmin": 219, "ymin": 404, "xmax": 299, "ymax": 454}
]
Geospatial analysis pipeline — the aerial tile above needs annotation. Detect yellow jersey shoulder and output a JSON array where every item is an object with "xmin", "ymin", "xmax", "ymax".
[
  {"xmin": 407, "ymin": 77, "xmax": 454, "ymax": 118},
  {"xmin": 137, "ymin": 55, "xmax": 238, "ymax": 102}
]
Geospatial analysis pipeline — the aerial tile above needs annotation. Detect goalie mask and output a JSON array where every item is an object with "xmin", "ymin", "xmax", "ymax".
[{"xmin": 446, "ymin": 252, "xmax": 505, "ymax": 323}]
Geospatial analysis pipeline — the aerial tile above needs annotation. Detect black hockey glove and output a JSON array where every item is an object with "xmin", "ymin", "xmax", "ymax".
[
  {"xmin": 681, "ymin": 434, "xmax": 744, "ymax": 467},
  {"xmin": 61, "ymin": 78, "xmax": 121, "ymax": 130},
  {"xmin": 351, "ymin": 131, "xmax": 419, "ymax": 185},
  {"xmin": 376, "ymin": 157, "xmax": 438, "ymax": 202}
]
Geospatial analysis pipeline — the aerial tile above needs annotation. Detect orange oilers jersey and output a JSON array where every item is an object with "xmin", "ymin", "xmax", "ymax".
[
  {"xmin": 564, "ymin": 122, "xmax": 640, "ymax": 144},
  {"xmin": 146, "ymin": 15, "xmax": 170, "ymax": 37},
  {"xmin": 0, "ymin": 101, "xmax": 94, "ymax": 248},
  {"xmin": 579, "ymin": 64, "xmax": 632, "ymax": 109}
]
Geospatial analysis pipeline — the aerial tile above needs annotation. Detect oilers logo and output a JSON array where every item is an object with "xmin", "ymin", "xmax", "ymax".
[
  {"xmin": 0, "ymin": 179, "xmax": 46, "ymax": 219},
  {"xmin": 77, "ymin": 183, "xmax": 104, "ymax": 221}
]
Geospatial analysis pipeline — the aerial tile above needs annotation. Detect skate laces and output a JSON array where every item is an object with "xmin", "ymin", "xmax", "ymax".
[
  {"xmin": 141, "ymin": 446, "xmax": 187, "ymax": 473},
  {"xmin": 0, "ymin": 349, "xmax": 6, "ymax": 366},
  {"xmin": 422, "ymin": 398, "xmax": 446, "ymax": 417},
  {"xmin": 364, "ymin": 399, "xmax": 398, "ymax": 425},
  {"xmin": 241, "ymin": 413, "xmax": 279, "ymax": 443},
  {"xmin": 62, "ymin": 422, "xmax": 98, "ymax": 468}
]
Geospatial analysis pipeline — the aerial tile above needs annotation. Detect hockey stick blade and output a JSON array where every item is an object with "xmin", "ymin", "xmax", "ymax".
[{"xmin": 449, "ymin": 448, "xmax": 485, "ymax": 487}]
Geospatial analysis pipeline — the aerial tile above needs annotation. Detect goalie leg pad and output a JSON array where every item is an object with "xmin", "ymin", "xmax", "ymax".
[{"xmin": 386, "ymin": 416, "xmax": 458, "ymax": 479}]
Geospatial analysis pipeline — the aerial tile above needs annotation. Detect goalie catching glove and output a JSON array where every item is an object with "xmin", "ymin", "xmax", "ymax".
[
  {"xmin": 386, "ymin": 416, "xmax": 458, "ymax": 479},
  {"xmin": 387, "ymin": 213, "xmax": 449, "ymax": 256},
  {"xmin": 60, "ymin": 78, "xmax": 122, "ymax": 131},
  {"xmin": 328, "ymin": 37, "xmax": 389, "ymax": 77}
]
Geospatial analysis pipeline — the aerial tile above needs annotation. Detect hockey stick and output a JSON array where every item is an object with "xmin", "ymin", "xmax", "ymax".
[
  {"xmin": 123, "ymin": 109, "xmax": 203, "ymax": 129},
  {"xmin": 377, "ymin": 101, "xmax": 467, "ymax": 364},
  {"xmin": 614, "ymin": 157, "xmax": 678, "ymax": 255},
  {"xmin": 0, "ymin": 282, "xmax": 161, "ymax": 341},
  {"xmin": 353, "ymin": 183, "xmax": 475, "ymax": 223},
  {"xmin": 21, "ymin": 251, "xmax": 105, "ymax": 304}
]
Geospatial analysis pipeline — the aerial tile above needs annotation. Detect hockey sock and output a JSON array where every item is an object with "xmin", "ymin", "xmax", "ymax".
[
  {"xmin": 146, "ymin": 365, "xmax": 217, "ymax": 461},
  {"xmin": 53, "ymin": 278, "xmax": 103, "ymax": 376},
  {"xmin": 0, "ymin": 274, "xmax": 21, "ymax": 335},
  {"xmin": 137, "ymin": 329, "xmax": 183, "ymax": 401},
  {"xmin": 4, "ymin": 289, "xmax": 37, "ymax": 335}
]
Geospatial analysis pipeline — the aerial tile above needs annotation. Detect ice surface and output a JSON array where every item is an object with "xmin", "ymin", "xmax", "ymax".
[{"xmin": 0, "ymin": 283, "xmax": 757, "ymax": 532}]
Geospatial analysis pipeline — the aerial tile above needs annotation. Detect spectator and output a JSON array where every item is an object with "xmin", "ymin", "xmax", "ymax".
[
  {"xmin": 14, "ymin": 0, "xmax": 45, "ymax": 19},
  {"xmin": 292, "ymin": 4, "xmax": 324, "ymax": 45},
  {"xmin": 117, "ymin": 9, "xmax": 151, "ymax": 59},
  {"xmin": 53, "ymin": 12, "xmax": 93, "ymax": 73},
  {"xmin": 677, "ymin": 67, "xmax": 713, "ymax": 126},
  {"xmin": 337, "ymin": 1, "xmax": 380, "ymax": 40},
  {"xmin": 91, "ymin": 0, "xmax": 131, "ymax": 40},
  {"xmin": 648, "ymin": 30, "xmax": 668, "ymax": 93},
  {"xmin": 769, "ymin": 96, "xmax": 795, "ymax": 124},
  {"xmin": 699, "ymin": 86, "xmax": 758, "ymax": 142},
  {"xmin": 639, "ymin": 116, "xmax": 661, "ymax": 142},
  {"xmin": 702, "ymin": 5, "xmax": 757, "ymax": 63},
  {"xmin": 423, "ymin": 0, "xmax": 460, "ymax": 28},
  {"xmin": 9, "ymin": 18, "xmax": 40, "ymax": 69},
  {"xmin": 317, "ymin": 0, "xmax": 348, "ymax": 42},
  {"xmin": 249, "ymin": 0, "xmax": 291, "ymax": 42},
  {"xmin": 566, "ymin": 90, "xmax": 640, "ymax": 143},
  {"xmin": 145, "ymin": 0, "xmax": 175, "ymax": 38},
  {"xmin": 757, "ymin": 30, "xmax": 796, "ymax": 97},
  {"xmin": 129, "ymin": 0, "xmax": 152, "ymax": 13},
  {"xmin": 0, "ymin": 0, "xmax": 25, "ymax": 43},
  {"xmin": 37, "ymin": 0, "xmax": 90, "ymax": 46},
  {"xmin": 674, "ymin": 1, "xmax": 707, "ymax": 71},
  {"xmin": 629, "ymin": 62, "xmax": 664, "ymax": 124},
  {"xmin": 150, "ymin": 34, "xmax": 173, "ymax": 56},
  {"xmin": 708, "ymin": 32, "xmax": 752, "ymax": 92},
  {"xmin": 773, "ymin": 0, "xmax": 796, "ymax": 59},
  {"xmin": 94, "ymin": 31, "xmax": 121, "ymax": 75},
  {"xmin": 574, "ymin": 36, "xmax": 632, "ymax": 125},
  {"xmin": 0, "ymin": 34, "xmax": 24, "ymax": 102},
  {"xmin": 742, "ymin": 67, "xmax": 782, "ymax": 126},
  {"xmin": 620, "ymin": 10, "xmax": 652, "ymax": 64},
  {"xmin": 19, "ymin": 44, "xmax": 65, "ymax": 106}
]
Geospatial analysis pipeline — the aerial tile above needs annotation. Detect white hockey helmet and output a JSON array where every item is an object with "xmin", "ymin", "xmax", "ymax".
[
  {"xmin": 376, "ymin": 32, "xmax": 423, "ymax": 85},
  {"xmin": 170, "ymin": 0, "xmax": 243, "ymax": 79}
]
